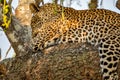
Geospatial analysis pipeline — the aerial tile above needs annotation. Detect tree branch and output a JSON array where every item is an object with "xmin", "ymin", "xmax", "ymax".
[
  {"xmin": 0, "ymin": 6, "xmax": 32, "ymax": 57},
  {"xmin": 116, "ymin": 0, "xmax": 120, "ymax": 10}
]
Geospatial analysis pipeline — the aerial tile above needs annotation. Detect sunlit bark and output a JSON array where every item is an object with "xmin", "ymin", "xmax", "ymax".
[{"xmin": 116, "ymin": 0, "xmax": 120, "ymax": 10}]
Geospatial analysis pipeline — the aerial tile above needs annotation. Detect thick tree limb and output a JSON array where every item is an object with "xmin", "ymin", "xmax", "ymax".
[
  {"xmin": 0, "ymin": 6, "xmax": 32, "ymax": 57},
  {"xmin": 0, "ymin": 43, "xmax": 102, "ymax": 80},
  {"xmin": 5, "ymin": 17, "xmax": 32, "ymax": 56},
  {"xmin": 116, "ymin": 0, "xmax": 120, "ymax": 10},
  {"xmin": 0, "ymin": 43, "xmax": 120, "ymax": 80}
]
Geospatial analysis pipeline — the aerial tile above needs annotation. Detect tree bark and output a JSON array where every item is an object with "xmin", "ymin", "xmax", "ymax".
[
  {"xmin": 0, "ymin": 42, "xmax": 120, "ymax": 80},
  {"xmin": 0, "ymin": 5, "xmax": 32, "ymax": 57},
  {"xmin": 116, "ymin": 0, "xmax": 120, "ymax": 10},
  {"xmin": 0, "ymin": 43, "xmax": 103, "ymax": 80},
  {"xmin": 3, "ymin": 17, "xmax": 32, "ymax": 57}
]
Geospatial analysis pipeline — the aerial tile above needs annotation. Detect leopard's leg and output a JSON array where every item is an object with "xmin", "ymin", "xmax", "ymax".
[
  {"xmin": 43, "ymin": 34, "xmax": 61, "ymax": 48},
  {"xmin": 99, "ymin": 37, "xmax": 120, "ymax": 80}
]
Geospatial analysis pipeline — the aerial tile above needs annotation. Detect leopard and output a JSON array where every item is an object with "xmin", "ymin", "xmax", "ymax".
[{"xmin": 30, "ymin": 3, "xmax": 120, "ymax": 80}]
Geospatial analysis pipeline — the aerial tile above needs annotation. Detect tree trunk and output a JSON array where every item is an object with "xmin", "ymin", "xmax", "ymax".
[
  {"xmin": 0, "ymin": 42, "xmax": 120, "ymax": 80},
  {"xmin": 0, "ymin": 43, "xmax": 103, "ymax": 80},
  {"xmin": 116, "ymin": 0, "xmax": 120, "ymax": 10},
  {"xmin": 0, "ymin": 1, "xmax": 33, "ymax": 57},
  {"xmin": 2, "ymin": 16, "xmax": 32, "ymax": 57}
]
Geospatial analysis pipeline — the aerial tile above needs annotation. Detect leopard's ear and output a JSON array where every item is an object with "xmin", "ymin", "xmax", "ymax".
[{"xmin": 29, "ymin": 3, "xmax": 39, "ymax": 14}]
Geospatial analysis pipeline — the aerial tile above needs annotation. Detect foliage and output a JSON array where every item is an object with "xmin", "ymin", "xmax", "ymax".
[
  {"xmin": 2, "ymin": 0, "xmax": 11, "ymax": 29},
  {"xmin": 52, "ymin": 0, "xmax": 65, "ymax": 20},
  {"xmin": 60, "ymin": 0, "xmax": 64, "ymax": 20}
]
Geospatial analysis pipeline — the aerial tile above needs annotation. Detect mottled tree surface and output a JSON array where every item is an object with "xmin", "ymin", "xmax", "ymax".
[
  {"xmin": 116, "ymin": 0, "xmax": 120, "ymax": 10},
  {"xmin": 0, "ymin": 43, "xmax": 102, "ymax": 80},
  {"xmin": 0, "ymin": 43, "xmax": 120, "ymax": 80}
]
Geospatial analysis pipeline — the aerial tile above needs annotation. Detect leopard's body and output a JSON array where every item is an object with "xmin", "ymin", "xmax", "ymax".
[{"xmin": 30, "ymin": 3, "xmax": 120, "ymax": 80}]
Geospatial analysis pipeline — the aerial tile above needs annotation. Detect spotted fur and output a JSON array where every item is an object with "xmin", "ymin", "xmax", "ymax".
[{"xmin": 30, "ymin": 3, "xmax": 120, "ymax": 80}]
